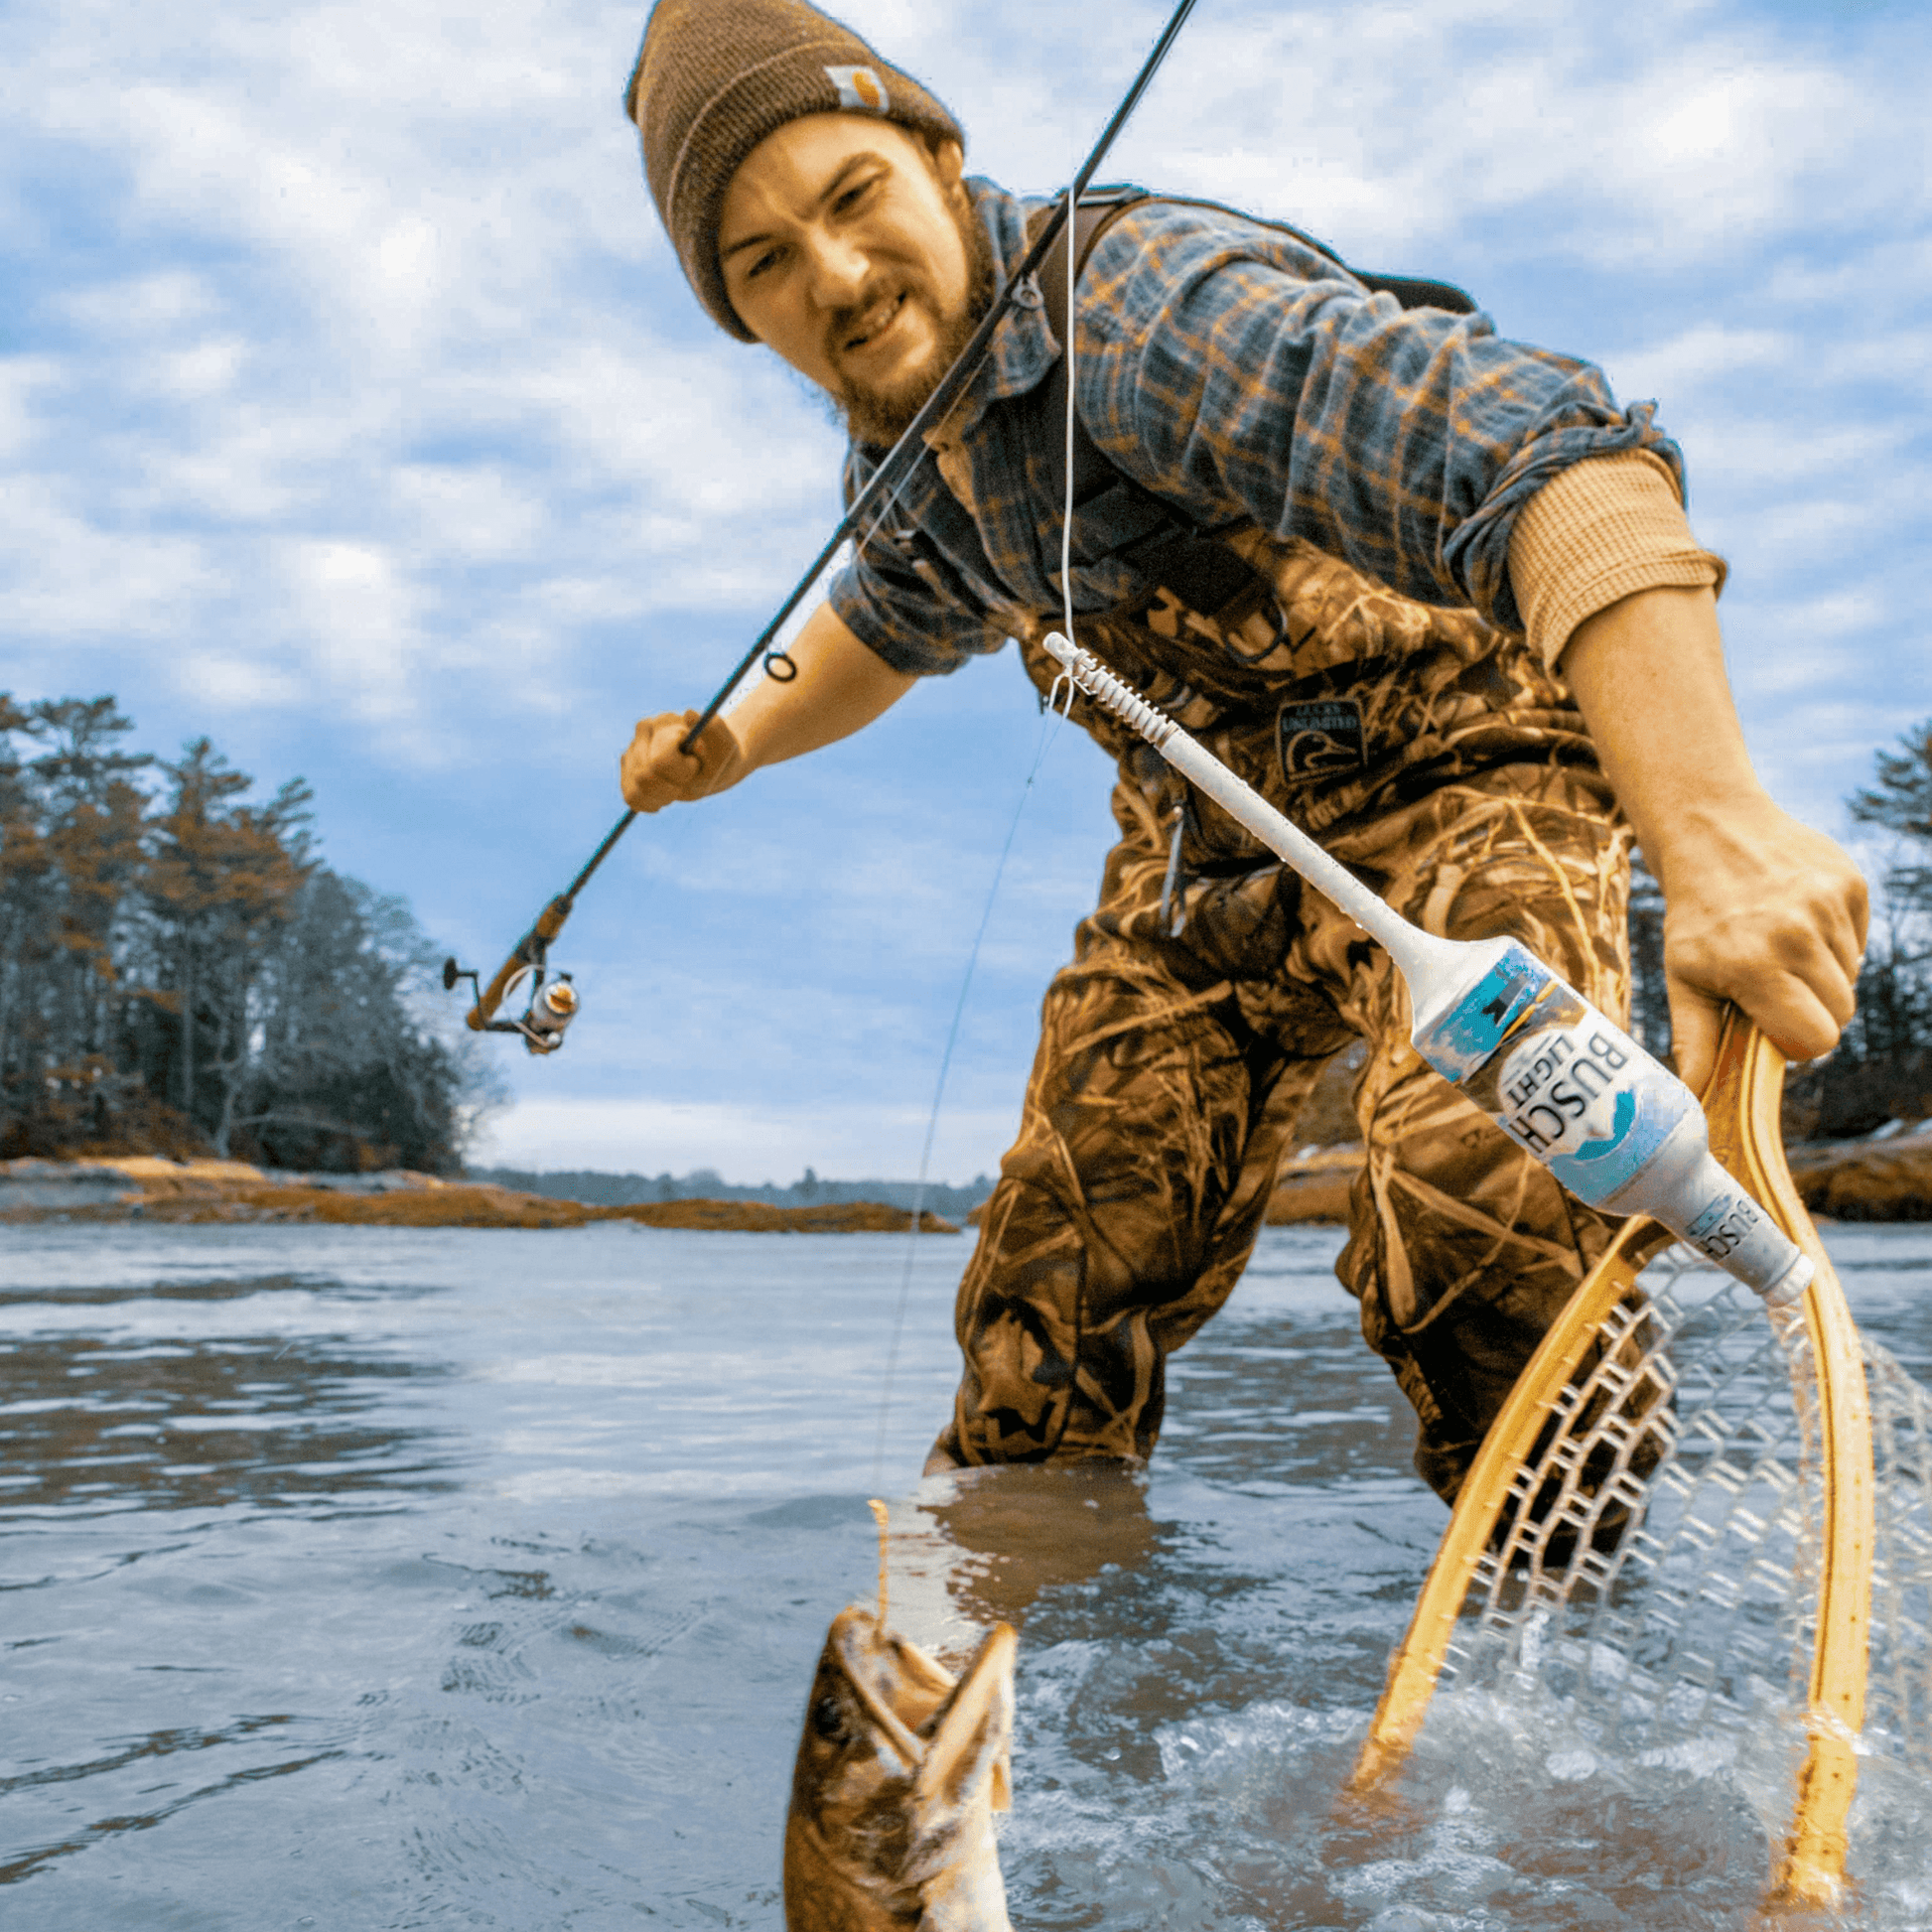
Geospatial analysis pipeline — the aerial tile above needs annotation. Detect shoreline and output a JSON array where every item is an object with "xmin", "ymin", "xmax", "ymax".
[
  {"xmin": 0, "ymin": 1158, "xmax": 959, "ymax": 1234},
  {"xmin": 5, "ymin": 1129, "xmax": 1927, "ymax": 1230},
  {"xmin": 1257, "ymin": 1132, "xmax": 1932, "ymax": 1226}
]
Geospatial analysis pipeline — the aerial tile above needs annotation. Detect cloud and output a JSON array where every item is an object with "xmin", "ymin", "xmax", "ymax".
[
  {"xmin": 1600, "ymin": 323, "xmax": 1797, "ymax": 398},
  {"xmin": 5, "ymin": 0, "xmax": 1929, "ymax": 1173}
]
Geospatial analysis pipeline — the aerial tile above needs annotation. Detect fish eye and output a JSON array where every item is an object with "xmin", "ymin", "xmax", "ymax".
[{"xmin": 810, "ymin": 1694, "xmax": 848, "ymax": 1740}]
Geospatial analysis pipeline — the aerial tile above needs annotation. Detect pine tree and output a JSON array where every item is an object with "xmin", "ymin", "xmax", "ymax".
[
  {"xmin": 1851, "ymin": 718, "xmax": 1932, "ymax": 911},
  {"xmin": 138, "ymin": 739, "xmax": 312, "ymax": 1152},
  {"xmin": 1783, "ymin": 721, "xmax": 1932, "ymax": 1139},
  {"xmin": 0, "ymin": 693, "xmax": 483, "ymax": 1169}
]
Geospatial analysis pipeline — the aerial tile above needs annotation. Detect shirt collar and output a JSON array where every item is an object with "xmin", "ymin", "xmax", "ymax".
[{"xmin": 848, "ymin": 178, "xmax": 1058, "ymax": 462}]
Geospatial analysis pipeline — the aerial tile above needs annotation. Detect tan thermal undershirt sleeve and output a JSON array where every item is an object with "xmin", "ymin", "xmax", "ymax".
[{"xmin": 1507, "ymin": 449, "xmax": 1727, "ymax": 673}]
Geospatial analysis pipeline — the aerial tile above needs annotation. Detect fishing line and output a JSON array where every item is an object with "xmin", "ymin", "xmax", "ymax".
[
  {"xmin": 867, "ymin": 177, "xmax": 1088, "ymax": 1490},
  {"xmin": 866, "ymin": 687, "xmax": 1073, "ymax": 1488}
]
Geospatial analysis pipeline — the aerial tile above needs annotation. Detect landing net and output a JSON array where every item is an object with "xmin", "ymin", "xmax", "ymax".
[{"xmin": 1353, "ymin": 1018, "xmax": 1931, "ymax": 1910}]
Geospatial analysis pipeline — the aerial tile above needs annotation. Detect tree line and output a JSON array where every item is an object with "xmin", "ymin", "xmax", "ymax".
[
  {"xmin": 4, "ymin": 694, "xmax": 1926, "ymax": 1176},
  {"xmin": 0, "ymin": 695, "xmax": 483, "ymax": 1173},
  {"xmin": 469, "ymin": 1164, "xmax": 1000, "ymax": 1215},
  {"xmin": 1628, "ymin": 718, "xmax": 1932, "ymax": 1140}
]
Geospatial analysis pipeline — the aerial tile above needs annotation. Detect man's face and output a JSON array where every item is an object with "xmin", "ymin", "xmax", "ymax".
[{"xmin": 717, "ymin": 112, "xmax": 990, "ymax": 446}]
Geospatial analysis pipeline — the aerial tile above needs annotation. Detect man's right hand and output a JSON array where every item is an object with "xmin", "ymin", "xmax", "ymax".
[
  {"xmin": 621, "ymin": 709, "xmax": 746, "ymax": 812},
  {"xmin": 616, "ymin": 603, "xmax": 918, "ymax": 816}
]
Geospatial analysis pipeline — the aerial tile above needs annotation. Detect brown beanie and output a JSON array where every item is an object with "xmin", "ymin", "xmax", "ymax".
[{"xmin": 625, "ymin": 0, "xmax": 965, "ymax": 341}]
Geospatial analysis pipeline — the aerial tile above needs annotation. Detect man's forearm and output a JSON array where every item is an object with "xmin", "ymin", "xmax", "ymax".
[
  {"xmin": 1558, "ymin": 583, "xmax": 1866, "ymax": 1088},
  {"xmin": 726, "ymin": 601, "xmax": 917, "ymax": 775},
  {"xmin": 620, "ymin": 601, "xmax": 916, "ymax": 812},
  {"xmin": 1557, "ymin": 585, "xmax": 1759, "ymax": 890}
]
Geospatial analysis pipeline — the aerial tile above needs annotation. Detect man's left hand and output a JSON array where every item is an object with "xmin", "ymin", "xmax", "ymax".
[{"xmin": 1648, "ymin": 795, "xmax": 1867, "ymax": 1096}]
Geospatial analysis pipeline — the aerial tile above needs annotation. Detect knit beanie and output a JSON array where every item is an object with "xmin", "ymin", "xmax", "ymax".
[{"xmin": 625, "ymin": 0, "xmax": 965, "ymax": 341}]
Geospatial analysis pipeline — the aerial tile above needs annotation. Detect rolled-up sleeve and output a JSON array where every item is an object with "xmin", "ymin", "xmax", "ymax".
[
  {"xmin": 1074, "ymin": 205, "xmax": 1688, "ymax": 636},
  {"xmin": 826, "ymin": 538, "xmax": 1010, "ymax": 677}
]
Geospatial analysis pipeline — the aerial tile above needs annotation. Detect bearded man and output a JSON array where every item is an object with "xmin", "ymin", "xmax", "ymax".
[{"xmin": 618, "ymin": 0, "xmax": 1866, "ymax": 1501}]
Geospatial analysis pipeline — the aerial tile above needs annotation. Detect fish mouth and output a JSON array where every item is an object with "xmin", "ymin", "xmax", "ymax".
[
  {"xmin": 827, "ymin": 1609, "xmax": 1016, "ymax": 1804},
  {"xmin": 916, "ymin": 1621, "xmax": 1016, "ymax": 1815},
  {"xmin": 829, "ymin": 1610, "xmax": 933, "ymax": 1766}
]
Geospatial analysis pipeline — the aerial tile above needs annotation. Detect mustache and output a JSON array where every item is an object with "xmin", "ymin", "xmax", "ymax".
[{"xmin": 825, "ymin": 279, "xmax": 914, "ymax": 357}]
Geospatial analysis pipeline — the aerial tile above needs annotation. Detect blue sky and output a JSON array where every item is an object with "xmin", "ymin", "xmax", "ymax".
[{"xmin": 5, "ymin": 0, "xmax": 1928, "ymax": 1181}]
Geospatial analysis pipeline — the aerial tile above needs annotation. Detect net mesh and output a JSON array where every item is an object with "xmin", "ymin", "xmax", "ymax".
[
  {"xmin": 1432, "ymin": 1241, "xmax": 1932, "ymax": 1837},
  {"xmin": 1864, "ymin": 1340, "xmax": 1932, "ymax": 1777}
]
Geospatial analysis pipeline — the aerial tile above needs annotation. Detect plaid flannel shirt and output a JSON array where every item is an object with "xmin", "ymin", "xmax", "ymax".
[{"xmin": 827, "ymin": 181, "xmax": 1687, "ymax": 677}]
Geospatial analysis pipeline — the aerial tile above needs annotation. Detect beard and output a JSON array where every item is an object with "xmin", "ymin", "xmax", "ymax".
[{"xmin": 831, "ymin": 191, "xmax": 999, "ymax": 450}]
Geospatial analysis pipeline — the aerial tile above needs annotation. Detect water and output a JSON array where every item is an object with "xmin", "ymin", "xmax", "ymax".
[{"xmin": 2, "ymin": 1219, "xmax": 1928, "ymax": 1928}]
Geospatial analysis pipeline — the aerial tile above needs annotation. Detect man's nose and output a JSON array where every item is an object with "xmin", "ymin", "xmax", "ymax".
[{"xmin": 802, "ymin": 227, "xmax": 871, "ymax": 307}]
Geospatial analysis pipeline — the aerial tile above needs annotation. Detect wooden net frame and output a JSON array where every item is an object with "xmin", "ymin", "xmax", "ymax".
[{"xmin": 1349, "ymin": 1014, "xmax": 1880, "ymax": 1910}]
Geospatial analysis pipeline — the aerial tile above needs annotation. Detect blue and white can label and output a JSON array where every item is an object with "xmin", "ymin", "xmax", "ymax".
[
  {"xmin": 1489, "ymin": 1013, "xmax": 1698, "ymax": 1206},
  {"xmin": 1414, "ymin": 942, "xmax": 1552, "ymax": 1083}
]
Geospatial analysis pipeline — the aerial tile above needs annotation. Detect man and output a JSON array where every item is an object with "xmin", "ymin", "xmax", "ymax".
[{"xmin": 618, "ymin": 0, "xmax": 1866, "ymax": 1500}]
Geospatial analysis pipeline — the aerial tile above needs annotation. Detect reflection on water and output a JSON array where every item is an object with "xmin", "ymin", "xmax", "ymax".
[
  {"xmin": 0, "ymin": 1711, "xmax": 349, "ymax": 1886},
  {"xmin": 922, "ymin": 1462, "xmax": 1164, "ymax": 1630},
  {"xmin": 0, "ymin": 1301, "xmax": 453, "ymax": 1515},
  {"xmin": 1, "ymin": 1220, "xmax": 1928, "ymax": 1928}
]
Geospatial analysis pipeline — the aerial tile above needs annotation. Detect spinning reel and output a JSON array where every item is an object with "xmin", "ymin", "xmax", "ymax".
[{"xmin": 443, "ymin": 892, "xmax": 581, "ymax": 1055}]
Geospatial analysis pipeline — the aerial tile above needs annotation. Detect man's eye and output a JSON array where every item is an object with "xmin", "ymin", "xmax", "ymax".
[
  {"xmin": 744, "ymin": 248, "xmax": 779, "ymax": 281},
  {"xmin": 833, "ymin": 178, "xmax": 878, "ymax": 214}
]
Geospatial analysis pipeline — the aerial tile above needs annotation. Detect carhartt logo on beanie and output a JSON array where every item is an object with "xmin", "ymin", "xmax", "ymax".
[
  {"xmin": 824, "ymin": 64, "xmax": 887, "ymax": 113},
  {"xmin": 625, "ymin": 0, "xmax": 964, "ymax": 341}
]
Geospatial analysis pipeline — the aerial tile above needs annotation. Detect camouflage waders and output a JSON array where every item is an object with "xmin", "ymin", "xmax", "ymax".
[{"xmin": 931, "ymin": 531, "xmax": 1633, "ymax": 1503}]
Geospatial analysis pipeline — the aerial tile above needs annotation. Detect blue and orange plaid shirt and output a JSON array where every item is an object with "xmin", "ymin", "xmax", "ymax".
[{"xmin": 828, "ymin": 181, "xmax": 1686, "ymax": 676}]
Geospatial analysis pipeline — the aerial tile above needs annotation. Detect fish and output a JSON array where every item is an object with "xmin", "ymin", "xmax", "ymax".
[{"xmin": 783, "ymin": 1605, "xmax": 1018, "ymax": 1932}]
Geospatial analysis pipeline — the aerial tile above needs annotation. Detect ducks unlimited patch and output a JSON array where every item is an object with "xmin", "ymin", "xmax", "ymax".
[{"xmin": 1278, "ymin": 698, "xmax": 1366, "ymax": 784}]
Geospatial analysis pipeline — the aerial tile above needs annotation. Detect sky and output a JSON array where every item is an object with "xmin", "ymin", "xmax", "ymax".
[{"xmin": 5, "ymin": 0, "xmax": 1928, "ymax": 1183}]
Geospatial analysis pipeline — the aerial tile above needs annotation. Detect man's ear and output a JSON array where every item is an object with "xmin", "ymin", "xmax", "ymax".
[{"xmin": 925, "ymin": 134, "xmax": 965, "ymax": 191}]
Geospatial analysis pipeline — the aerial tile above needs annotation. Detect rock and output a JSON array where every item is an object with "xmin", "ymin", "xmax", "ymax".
[
  {"xmin": 1266, "ymin": 1170, "xmax": 1358, "ymax": 1225},
  {"xmin": 0, "ymin": 1158, "xmax": 139, "ymax": 1210},
  {"xmin": 1265, "ymin": 1144, "xmax": 1364, "ymax": 1225},
  {"xmin": 1786, "ymin": 1133, "xmax": 1932, "ymax": 1222},
  {"xmin": 86, "ymin": 1155, "xmax": 270, "ymax": 1187}
]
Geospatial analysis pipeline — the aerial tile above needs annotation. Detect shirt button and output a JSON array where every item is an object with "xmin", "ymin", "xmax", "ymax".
[{"xmin": 1013, "ymin": 278, "xmax": 1043, "ymax": 310}]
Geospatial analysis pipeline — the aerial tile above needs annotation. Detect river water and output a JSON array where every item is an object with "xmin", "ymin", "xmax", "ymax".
[{"xmin": 2, "ymin": 1219, "xmax": 1929, "ymax": 1929}]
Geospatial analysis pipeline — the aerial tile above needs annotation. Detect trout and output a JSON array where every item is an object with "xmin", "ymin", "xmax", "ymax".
[{"xmin": 783, "ymin": 1606, "xmax": 1017, "ymax": 1932}]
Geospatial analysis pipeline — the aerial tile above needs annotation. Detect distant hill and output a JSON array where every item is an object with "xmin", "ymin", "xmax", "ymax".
[{"xmin": 464, "ymin": 1165, "xmax": 998, "ymax": 1219}]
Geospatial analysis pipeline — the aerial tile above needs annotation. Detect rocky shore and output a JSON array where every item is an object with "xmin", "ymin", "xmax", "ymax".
[
  {"xmin": 5, "ymin": 1128, "xmax": 1926, "ymax": 1232},
  {"xmin": 1784, "ymin": 1125, "xmax": 1932, "ymax": 1221},
  {"xmin": 0, "ymin": 1158, "xmax": 958, "ymax": 1233},
  {"xmin": 1265, "ymin": 1146, "xmax": 1365, "ymax": 1225}
]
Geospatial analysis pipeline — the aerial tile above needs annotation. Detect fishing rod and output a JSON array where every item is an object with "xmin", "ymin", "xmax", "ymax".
[{"xmin": 447, "ymin": 0, "xmax": 1201, "ymax": 1049}]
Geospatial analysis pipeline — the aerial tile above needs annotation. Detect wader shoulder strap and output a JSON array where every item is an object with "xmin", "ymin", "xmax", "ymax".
[{"xmin": 1032, "ymin": 190, "xmax": 1476, "ymax": 621}]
